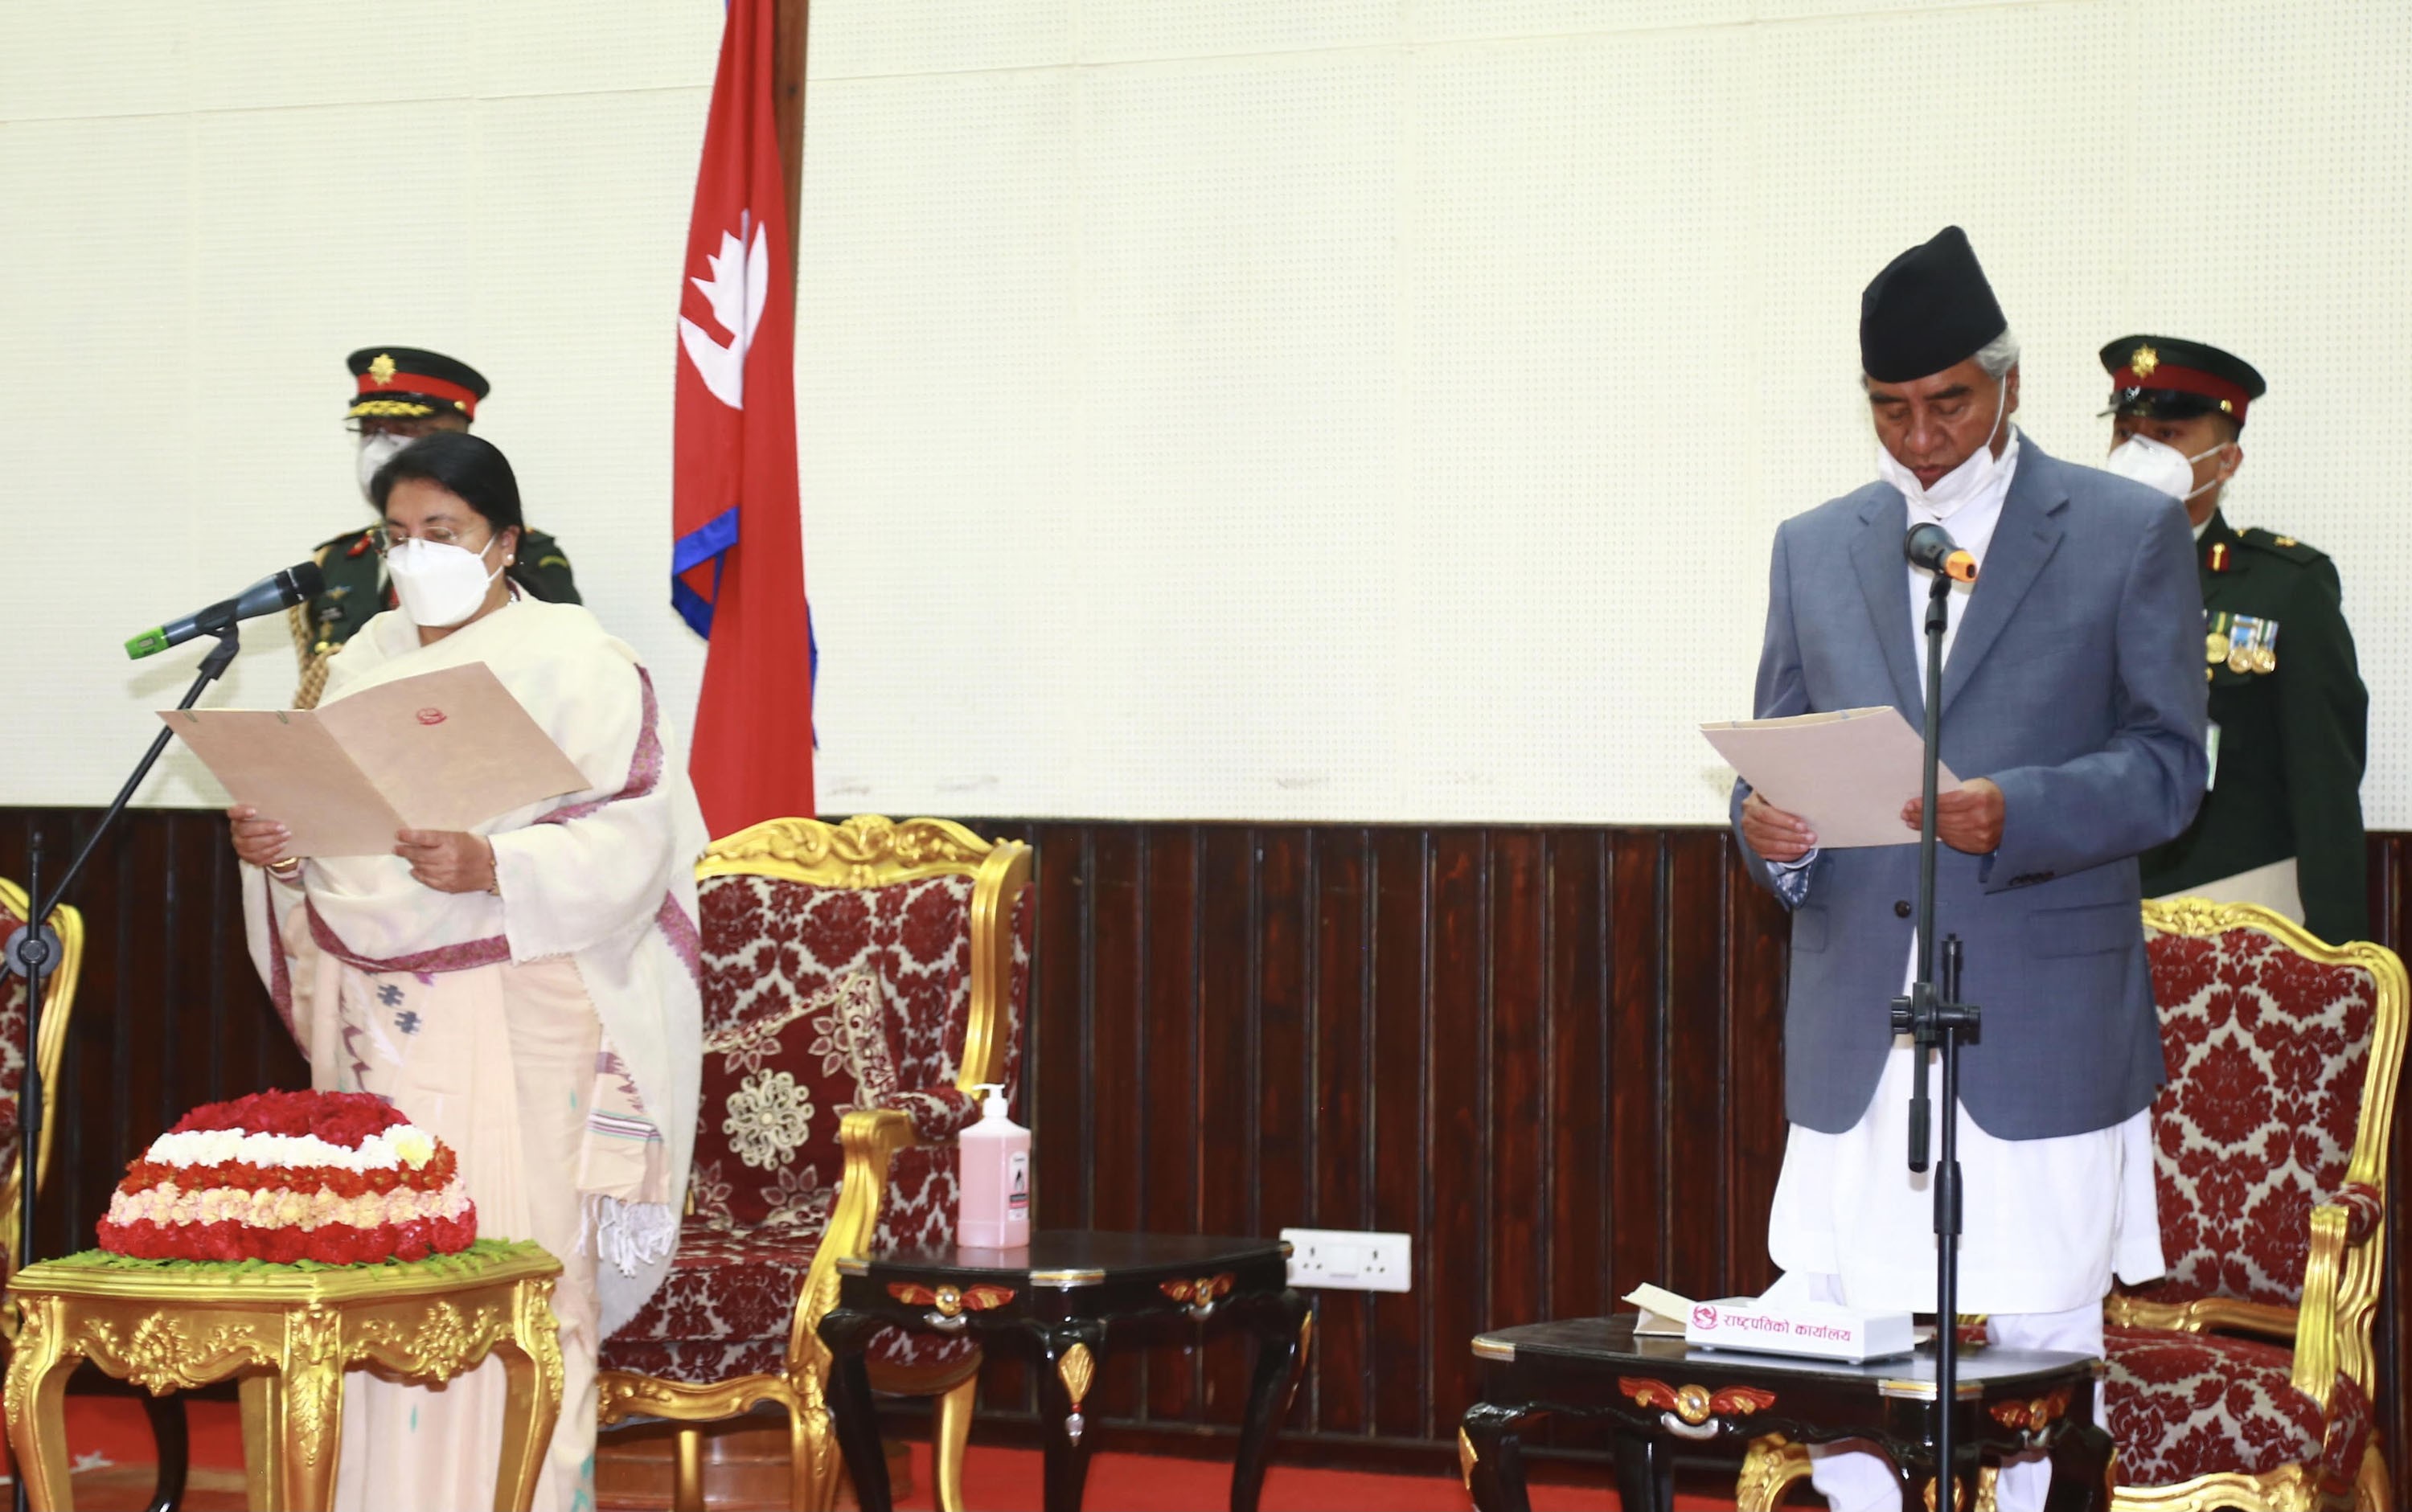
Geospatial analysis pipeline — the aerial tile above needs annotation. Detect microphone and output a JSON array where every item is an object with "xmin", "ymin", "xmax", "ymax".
[
  {"xmin": 1904, "ymin": 523, "xmax": 1979, "ymax": 584},
  {"xmin": 125, "ymin": 561, "xmax": 326, "ymax": 660}
]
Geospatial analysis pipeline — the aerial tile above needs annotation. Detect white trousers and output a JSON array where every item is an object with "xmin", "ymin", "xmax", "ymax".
[{"xmin": 1774, "ymin": 1272, "xmax": 2104, "ymax": 1512}]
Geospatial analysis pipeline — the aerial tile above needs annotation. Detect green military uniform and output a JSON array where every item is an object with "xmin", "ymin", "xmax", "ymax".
[
  {"xmin": 2138, "ymin": 513, "xmax": 2368, "ymax": 941},
  {"xmin": 293, "ymin": 346, "xmax": 581, "ymax": 707},
  {"xmin": 2106, "ymin": 336, "xmax": 2369, "ymax": 942}
]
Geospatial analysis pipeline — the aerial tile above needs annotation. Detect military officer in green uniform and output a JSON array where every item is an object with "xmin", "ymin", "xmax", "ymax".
[
  {"xmin": 293, "ymin": 346, "xmax": 580, "ymax": 707},
  {"xmin": 2100, "ymin": 335, "xmax": 2369, "ymax": 942}
]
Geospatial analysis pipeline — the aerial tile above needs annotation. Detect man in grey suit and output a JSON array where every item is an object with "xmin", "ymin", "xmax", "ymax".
[{"xmin": 1732, "ymin": 227, "xmax": 2206, "ymax": 1512}]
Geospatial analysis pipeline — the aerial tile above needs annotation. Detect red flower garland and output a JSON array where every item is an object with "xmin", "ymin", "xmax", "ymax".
[
  {"xmin": 96, "ymin": 1211, "xmax": 476, "ymax": 1265},
  {"xmin": 167, "ymin": 1091, "xmax": 407, "ymax": 1148},
  {"xmin": 114, "ymin": 1145, "xmax": 458, "ymax": 1199}
]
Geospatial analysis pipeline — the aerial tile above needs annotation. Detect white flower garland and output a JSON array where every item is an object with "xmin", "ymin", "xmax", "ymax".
[{"xmin": 143, "ymin": 1125, "xmax": 438, "ymax": 1173}]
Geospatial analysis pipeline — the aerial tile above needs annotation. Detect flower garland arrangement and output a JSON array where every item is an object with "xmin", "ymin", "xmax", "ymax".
[{"xmin": 96, "ymin": 1091, "xmax": 476, "ymax": 1265}]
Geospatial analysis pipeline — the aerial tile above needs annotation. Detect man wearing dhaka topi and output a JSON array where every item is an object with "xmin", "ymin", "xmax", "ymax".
[{"xmin": 1731, "ymin": 227, "xmax": 2208, "ymax": 1511}]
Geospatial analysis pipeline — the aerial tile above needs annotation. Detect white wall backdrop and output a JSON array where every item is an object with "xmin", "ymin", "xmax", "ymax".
[{"xmin": 4, "ymin": 1, "xmax": 2409, "ymax": 826}]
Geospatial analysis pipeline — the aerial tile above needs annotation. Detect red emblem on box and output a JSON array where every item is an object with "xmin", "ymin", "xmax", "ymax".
[{"xmin": 1691, "ymin": 1305, "xmax": 1718, "ymax": 1330}]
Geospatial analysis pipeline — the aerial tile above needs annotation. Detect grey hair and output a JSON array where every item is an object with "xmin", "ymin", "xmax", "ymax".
[{"xmin": 1972, "ymin": 326, "xmax": 2020, "ymax": 379}]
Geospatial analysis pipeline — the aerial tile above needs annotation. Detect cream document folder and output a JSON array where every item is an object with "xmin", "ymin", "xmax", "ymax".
[
  {"xmin": 163, "ymin": 664, "xmax": 591, "ymax": 858},
  {"xmin": 1701, "ymin": 707, "xmax": 1961, "ymax": 848}
]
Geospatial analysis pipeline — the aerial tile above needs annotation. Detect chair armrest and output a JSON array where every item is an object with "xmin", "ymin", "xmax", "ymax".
[
  {"xmin": 2328, "ymin": 1182, "xmax": 2384, "ymax": 1245},
  {"xmin": 2291, "ymin": 1203, "xmax": 2356, "ymax": 1408},
  {"xmin": 889, "ymin": 1087, "xmax": 979, "ymax": 1143},
  {"xmin": 786, "ymin": 1109, "xmax": 921, "ymax": 1371},
  {"xmin": 2102, "ymin": 1289, "xmax": 2297, "ymax": 1341}
]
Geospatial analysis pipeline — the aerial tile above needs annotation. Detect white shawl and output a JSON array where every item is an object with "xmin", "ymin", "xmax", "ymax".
[{"xmin": 244, "ymin": 596, "xmax": 706, "ymax": 1332}]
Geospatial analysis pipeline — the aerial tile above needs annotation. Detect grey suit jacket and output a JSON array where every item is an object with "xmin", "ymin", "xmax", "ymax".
[{"xmin": 1729, "ymin": 437, "xmax": 2208, "ymax": 1141}]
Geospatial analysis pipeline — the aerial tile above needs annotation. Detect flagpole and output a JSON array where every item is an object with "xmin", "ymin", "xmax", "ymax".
[{"xmin": 773, "ymin": 0, "xmax": 810, "ymax": 276}]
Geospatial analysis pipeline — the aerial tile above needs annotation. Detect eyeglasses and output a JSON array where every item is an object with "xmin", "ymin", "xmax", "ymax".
[{"xmin": 372, "ymin": 525, "xmax": 493, "ymax": 558}]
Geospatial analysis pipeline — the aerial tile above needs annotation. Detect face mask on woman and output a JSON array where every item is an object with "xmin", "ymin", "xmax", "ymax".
[
  {"xmin": 2103, "ymin": 433, "xmax": 2224, "ymax": 502},
  {"xmin": 386, "ymin": 536, "xmax": 505, "ymax": 628}
]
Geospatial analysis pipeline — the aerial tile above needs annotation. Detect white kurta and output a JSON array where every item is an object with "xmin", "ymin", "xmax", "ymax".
[{"xmin": 1765, "ymin": 429, "xmax": 2165, "ymax": 1314}]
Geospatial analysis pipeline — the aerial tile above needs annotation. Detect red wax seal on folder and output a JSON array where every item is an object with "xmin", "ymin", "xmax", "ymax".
[{"xmin": 416, "ymin": 708, "xmax": 447, "ymax": 726}]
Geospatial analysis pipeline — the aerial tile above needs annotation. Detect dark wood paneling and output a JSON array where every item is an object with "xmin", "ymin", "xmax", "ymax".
[
  {"xmin": 12, "ymin": 808, "xmax": 2410, "ymax": 1481},
  {"xmin": 1303, "ymin": 830, "xmax": 1370, "ymax": 1438},
  {"xmin": 970, "ymin": 818, "xmax": 2412, "ymax": 1480}
]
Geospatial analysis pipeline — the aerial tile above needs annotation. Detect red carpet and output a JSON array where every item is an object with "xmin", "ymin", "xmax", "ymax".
[{"xmin": 24, "ymin": 1393, "xmax": 1735, "ymax": 1510}]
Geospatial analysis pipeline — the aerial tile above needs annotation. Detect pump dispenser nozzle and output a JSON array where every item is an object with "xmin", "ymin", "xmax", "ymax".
[{"xmin": 971, "ymin": 1083, "xmax": 1008, "ymax": 1117}]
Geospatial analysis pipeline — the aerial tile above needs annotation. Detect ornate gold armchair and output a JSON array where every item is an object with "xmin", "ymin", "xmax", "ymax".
[
  {"xmin": 2098, "ymin": 899, "xmax": 2402, "ymax": 1511},
  {"xmin": 597, "ymin": 816, "xmax": 1032, "ymax": 1512},
  {"xmin": 0, "ymin": 878, "xmax": 81, "ymax": 1280}
]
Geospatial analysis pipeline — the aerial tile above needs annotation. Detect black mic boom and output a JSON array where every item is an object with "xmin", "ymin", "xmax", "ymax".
[
  {"xmin": 1903, "ymin": 522, "xmax": 1979, "ymax": 584},
  {"xmin": 125, "ymin": 561, "xmax": 326, "ymax": 660}
]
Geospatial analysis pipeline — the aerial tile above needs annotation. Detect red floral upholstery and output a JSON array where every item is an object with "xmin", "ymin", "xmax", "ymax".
[
  {"xmin": 2104, "ymin": 1326, "xmax": 2352, "ymax": 1484},
  {"xmin": 0, "ymin": 958, "xmax": 23, "ymax": 1160},
  {"xmin": 610, "ymin": 1215, "xmax": 822, "ymax": 1357},
  {"xmin": 2131, "ymin": 926, "xmax": 2375, "ymax": 1310},
  {"xmin": 601, "ymin": 851, "xmax": 1032, "ymax": 1387},
  {"xmin": 2104, "ymin": 911, "xmax": 2398, "ymax": 1502},
  {"xmin": 0, "ymin": 892, "xmax": 36, "ymax": 1182},
  {"xmin": 2105, "ymin": 1324, "xmax": 2371, "ymax": 1498}
]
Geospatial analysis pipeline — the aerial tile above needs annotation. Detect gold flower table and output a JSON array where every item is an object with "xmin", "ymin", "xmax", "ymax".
[{"xmin": 4, "ymin": 1238, "xmax": 564, "ymax": 1512}]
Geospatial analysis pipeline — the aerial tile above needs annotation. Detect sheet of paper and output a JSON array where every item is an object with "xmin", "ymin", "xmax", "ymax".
[
  {"xmin": 1701, "ymin": 707, "xmax": 1960, "ymax": 849},
  {"xmin": 162, "ymin": 664, "xmax": 593, "ymax": 857},
  {"xmin": 1623, "ymin": 1283, "xmax": 1696, "ymax": 1337}
]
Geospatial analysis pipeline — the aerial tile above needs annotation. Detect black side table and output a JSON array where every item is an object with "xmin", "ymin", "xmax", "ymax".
[
  {"xmin": 1459, "ymin": 1317, "xmax": 2113, "ymax": 1512},
  {"xmin": 818, "ymin": 1231, "xmax": 1311, "ymax": 1512}
]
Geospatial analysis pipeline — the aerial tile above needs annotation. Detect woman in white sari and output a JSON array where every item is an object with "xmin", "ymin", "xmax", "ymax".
[{"xmin": 231, "ymin": 432, "xmax": 705, "ymax": 1512}]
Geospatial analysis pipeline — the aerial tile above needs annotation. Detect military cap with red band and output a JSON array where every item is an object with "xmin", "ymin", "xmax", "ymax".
[
  {"xmin": 345, "ymin": 346, "xmax": 490, "ymax": 421},
  {"xmin": 2098, "ymin": 334, "xmax": 2265, "ymax": 427}
]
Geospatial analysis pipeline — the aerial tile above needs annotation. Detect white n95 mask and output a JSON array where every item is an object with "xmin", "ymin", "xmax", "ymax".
[
  {"xmin": 385, "ymin": 537, "xmax": 503, "ymax": 628},
  {"xmin": 1873, "ymin": 375, "xmax": 2010, "ymax": 519},
  {"xmin": 356, "ymin": 432, "xmax": 412, "ymax": 498},
  {"xmin": 2105, "ymin": 434, "xmax": 2222, "ymax": 502}
]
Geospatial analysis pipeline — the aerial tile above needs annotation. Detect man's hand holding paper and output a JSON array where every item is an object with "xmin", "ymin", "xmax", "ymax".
[
  {"xmin": 1902, "ymin": 778, "xmax": 2005, "ymax": 854},
  {"xmin": 1703, "ymin": 707, "xmax": 1964, "ymax": 850},
  {"xmin": 1740, "ymin": 791, "xmax": 1818, "ymax": 861}
]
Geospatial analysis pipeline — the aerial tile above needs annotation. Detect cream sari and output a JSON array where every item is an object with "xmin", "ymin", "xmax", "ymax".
[{"xmin": 243, "ymin": 594, "xmax": 705, "ymax": 1512}]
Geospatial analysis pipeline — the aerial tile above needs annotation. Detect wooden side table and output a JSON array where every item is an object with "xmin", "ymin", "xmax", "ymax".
[
  {"xmin": 1459, "ymin": 1317, "xmax": 2114, "ymax": 1512},
  {"xmin": 817, "ymin": 1231, "xmax": 1311, "ymax": 1512},
  {"xmin": 4, "ymin": 1239, "xmax": 565, "ymax": 1512}
]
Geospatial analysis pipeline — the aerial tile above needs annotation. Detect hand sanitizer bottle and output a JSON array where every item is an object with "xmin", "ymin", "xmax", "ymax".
[{"xmin": 958, "ymin": 1083, "xmax": 1032, "ymax": 1249}]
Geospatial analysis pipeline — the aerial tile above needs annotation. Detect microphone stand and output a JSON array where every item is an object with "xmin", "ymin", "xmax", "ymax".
[
  {"xmin": 1889, "ymin": 570, "xmax": 1980, "ymax": 1510},
  {"xmin": 5, "ymin": 625, "xmax": 237, "ymax": 1512}
]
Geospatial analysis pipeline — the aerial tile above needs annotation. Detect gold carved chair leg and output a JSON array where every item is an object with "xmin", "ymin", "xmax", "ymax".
[
  {"xmin": 786, "ymin": 1398, "xmax": 818, "ymax": 1512},
  {"xmin": 932, "ymin": 1370, "xmax": 978, "ymax": 1512},
  {"xmin": 1737, "ymin": 1433, "xmax": 1812, "ymax": 1510},
  {"xmin": 799, "ymin": 1393, "xmax": 843, "ymax": 1512},
  {"xmin": 673, "ymin": 1424, "xmax": 706, "ymax": 1512},
  {"xmin": 2359, "ymin": 1442, "xmax": 2394, "ymax": 1511}
]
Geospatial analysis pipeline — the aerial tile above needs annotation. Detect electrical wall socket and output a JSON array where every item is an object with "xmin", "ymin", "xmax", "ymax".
[{"xmin": 1281, "ymin": 1227, "xmax": 1413, "ymax": 1293}]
